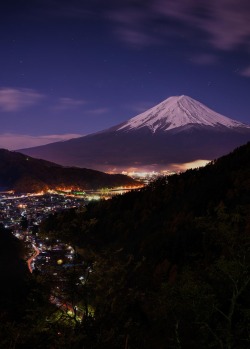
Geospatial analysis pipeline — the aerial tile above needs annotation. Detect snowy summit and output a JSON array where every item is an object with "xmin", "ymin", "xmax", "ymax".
[
  {"xmin": 20, "ymin": 94, "xmax": 250, "ymax": 172},
  {"xmin": 118, "ymin": 95, "xmax": 249, "ymax": 133}
]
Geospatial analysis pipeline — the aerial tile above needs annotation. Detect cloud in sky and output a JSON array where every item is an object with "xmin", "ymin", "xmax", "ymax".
[
  {"xmin": 0, "ymin": 88, "xmax": 44, "ymax": 112},
  {"xmin": 189, "ymin": 53, "xmax": 218, "ymax": 66},
  {"xmin": 116, "ymin": 27, "xmax": 160, "ymax": 47},
  {"xmin": 240, "ymin": 66, "xmax": 250, "ymax": 77},
  {"xmin": 13, "ymin": 0, "xmax": 250, "ymax": 51},
  {"xmin": 105, "ymin": 0, "xmax": 250, "ymax": 50},
  {"xmin": 108, "ymin": 7, "xmax": 160, "ymax": 47},
  {"xmin": 86, "ymin": 108, "xmax": 110, "ymax": 115},
  {"xmin": 156, "ymin": 0, "xmax": 250, "ymax": 50},
  {"xmin": 199, "ymin": 0, "xmax": 250, "ymax": 50},
  {"xmin": 0, "ymin": 133, "xmax": 82, "ymax": 151},
  {"xmin": 13, "ymin": 1, "xmax": 250, "ymax": 51},
  {"xmin": 53, "ymin": 97, "xmax": 87, "ymax": 111}
]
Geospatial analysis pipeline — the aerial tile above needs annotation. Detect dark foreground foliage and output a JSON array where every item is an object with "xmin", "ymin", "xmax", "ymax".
[{"xmin": 1, "ymin": 142, "xmax": 250, "ymax": 348}]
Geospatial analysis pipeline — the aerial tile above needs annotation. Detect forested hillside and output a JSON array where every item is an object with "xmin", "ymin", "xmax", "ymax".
[
  {"xmin": 39, "ymin": 142, "xmax": 250, "ymax": 348},
  {"xmin": 1, "ymin": 142, "xmax": 249, "ymax": 348},
  {"xmin": 0, "ymin": 148, "xmax": 137, "ymax": 192}
]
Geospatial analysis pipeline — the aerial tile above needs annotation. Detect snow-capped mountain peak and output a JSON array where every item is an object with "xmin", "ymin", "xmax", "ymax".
[
  {"xmin": 19, "ymin": 94, "xmax": 250, "ymax": 172},
  {"xmin": 117, "ymin": 95, "xmax": 249, "ymax": 133}
]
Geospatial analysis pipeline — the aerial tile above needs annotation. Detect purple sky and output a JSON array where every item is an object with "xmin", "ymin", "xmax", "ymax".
[{"xmin": 0, "ymin": 0, "xmax": 250, "ymax": 149}]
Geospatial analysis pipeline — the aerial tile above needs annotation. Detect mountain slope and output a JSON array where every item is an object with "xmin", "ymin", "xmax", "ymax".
[
  {"xmin": 118, "ymin": 95, "xmax": 249, "ymax": 132},
  {"xmin": 0, "ymin": 149, "xmax": 137, "ymax": 192},
  {"xmin": 45, "ymin": 141, "xmax": 250, "ymax": 254},
  {"xmin": 20, "ymin": 96, "xmax": 250, "ymax": 171},
  {"xmin": 40, "ymin": 142, "xmax": 250, "ymax": 348}
]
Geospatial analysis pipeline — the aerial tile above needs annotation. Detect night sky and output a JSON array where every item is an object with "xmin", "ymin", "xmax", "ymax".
[{"xmin": 1, "ymin": 0, "xmax": 250, "ymax": 149}]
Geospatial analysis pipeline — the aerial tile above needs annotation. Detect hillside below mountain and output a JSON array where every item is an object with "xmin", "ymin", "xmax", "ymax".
[
  {"xmin": 20, "ymin": 95, "xmax": 250, "ymax": 171},
  {"xmin": 40, "ymin": 142, "xmax": 250, "ymax": 348},
  {"xmin": 0, "ymin": 149, "xmax": 137, "ymax": 193}
]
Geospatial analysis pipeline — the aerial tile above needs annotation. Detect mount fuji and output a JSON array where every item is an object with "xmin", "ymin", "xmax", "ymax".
[{"xmin": 20, "ymin": 95, "xmax": 250, "ymax": 171}]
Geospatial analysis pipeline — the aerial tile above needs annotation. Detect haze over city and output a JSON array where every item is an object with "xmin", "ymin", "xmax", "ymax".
[{"xmin": 1, "ymin": 0, "xmax": 250, "ymax": 150}]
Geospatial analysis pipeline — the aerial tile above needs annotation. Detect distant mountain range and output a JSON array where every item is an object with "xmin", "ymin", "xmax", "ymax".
[
  {"xmin": 0, "ymin": 149, "xmax": 137, "ymax": 193},
  {"xmin": 20, "ymin": 95, "xmax": 250, "ymax": 172}
]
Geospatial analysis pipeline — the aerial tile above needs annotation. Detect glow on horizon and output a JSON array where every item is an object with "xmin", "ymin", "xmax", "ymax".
[
  {"xmin": 109, "ymin": 160, "xmax": 211, "ymax": 176},
  {"xmin": 170, "ymin": 159, "xmax": 211, "ymax": 171}
]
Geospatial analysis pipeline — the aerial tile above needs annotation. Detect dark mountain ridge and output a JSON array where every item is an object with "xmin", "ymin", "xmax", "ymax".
[{"xmin": 0, "ymin": 148, "xmax": 138, "ymax": 193}]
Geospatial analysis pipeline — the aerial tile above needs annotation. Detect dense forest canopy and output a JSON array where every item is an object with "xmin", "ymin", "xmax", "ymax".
[
  {"xmin": 1, "ymin": 142, "xmax": 250, "ymax": 348},
  {"xmin": 39, "ymin": 142, "xmax": 250, "ymax": 348}
]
